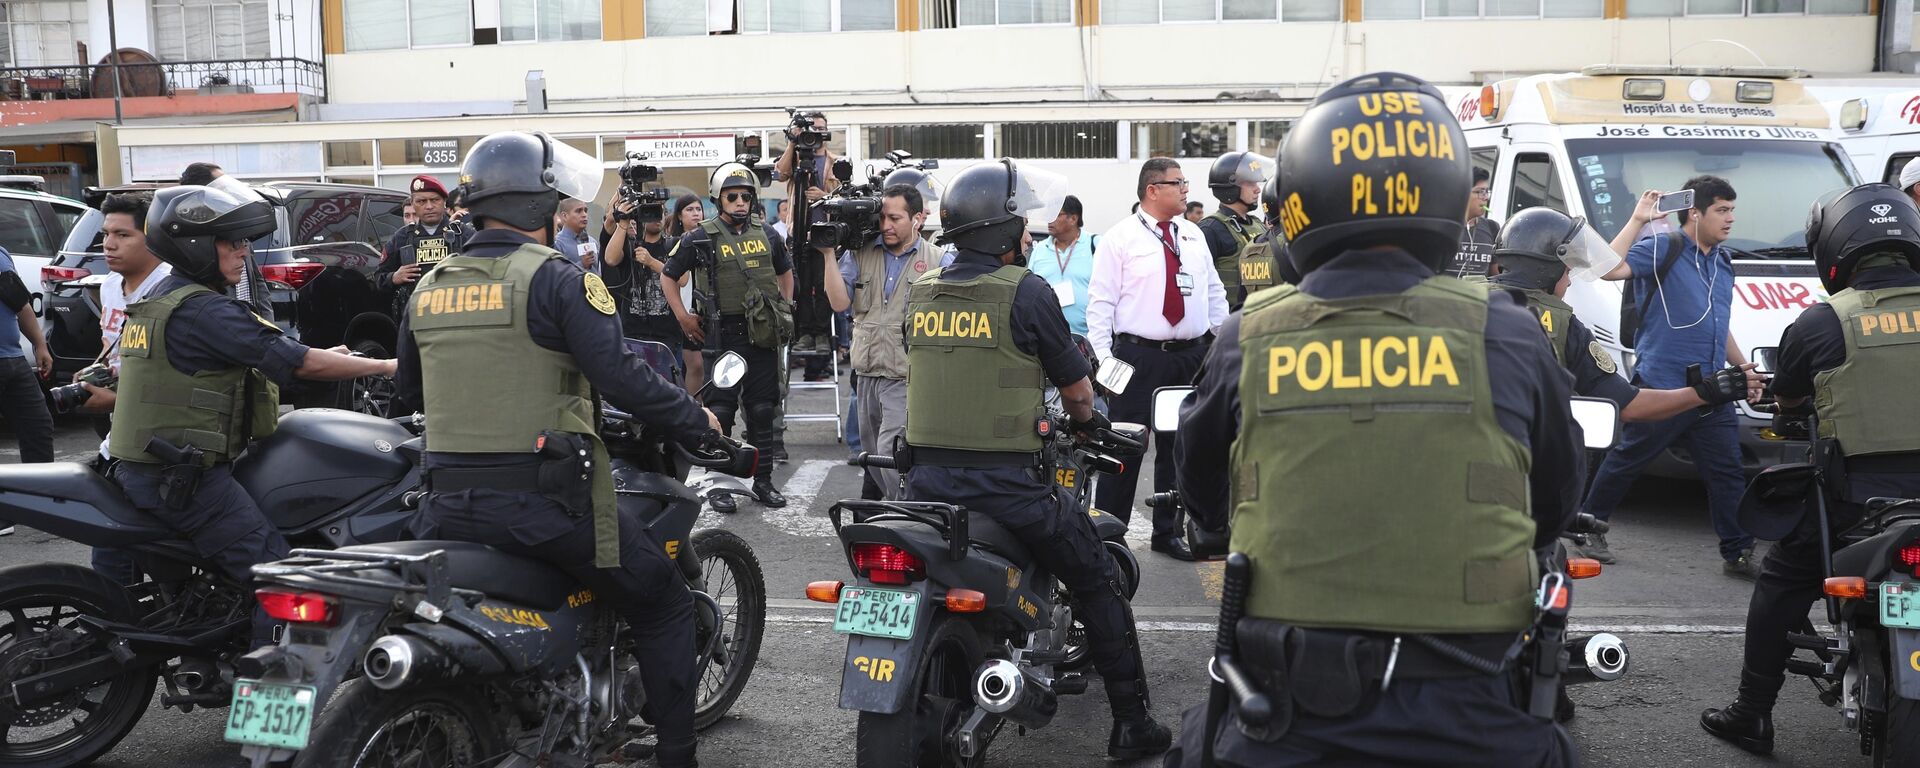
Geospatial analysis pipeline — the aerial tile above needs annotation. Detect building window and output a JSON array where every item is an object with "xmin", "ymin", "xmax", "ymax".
[
  {"xmin": 867, "ymin": 124, "xmax": 985, "ymax": 159},
  {"xmin": 500, "ymin": 0, "xmax": 602, "ymax": 42},
  {"xmin": 955, "ymin": 0, "xmax": 1072, "ymax": 25},
  {"xmin": 1105, "ymin": 0, "xmax": 1334, "ymax": 20},
  {"xmin": 1250, "ymin": 121, "xmax": 1290, "ymax": 158},
  {"xmin": 1627, "ymin": 0, "xmax": 1861, "ymax": 13},
  {"xmin": 343, "ymin": 0, "xmax": 471, "ymax": 51},
  {"xmin": 153, "ymin": 1, "xmax": 272, "ymax": 61},
  {"xmin": 996, "ymin": 122, "xmax": 1117, "ymax": 160},
  {"xmin": 0, "ymin": 1, "xmax": 89, "ymax": 67},
  {"xmin": 1137, "ymin": 121, "xmax": 1230, "ymax": 159},
  {"xmin": 646, "ymin": 0, "xmax": 710, "ymax": 35},
  {"xmin": 1367, "ymin": 0, "xmax": 1602, "ymax": 16},
  {"xmin": 728, "ymin": 0, "xmax": 895, "ymax": 32}
]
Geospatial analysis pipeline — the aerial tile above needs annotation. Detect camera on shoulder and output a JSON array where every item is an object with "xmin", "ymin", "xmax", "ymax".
[
  {"xmin": 787, "ymin": 109, "xmax": 831, "ymax": 153},
  {"xmin": 614, "ymin": 153, "xmax": 671, "ymax": 224}
]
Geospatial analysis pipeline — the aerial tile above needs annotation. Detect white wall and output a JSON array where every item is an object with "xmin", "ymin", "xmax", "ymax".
[
  {"xmin": 321, "ymin": 16, "xmax": 1879, "ymax": 106},
  {"xmin": 85, "ymin": 0, "xmax": 155, "ymax": 59}
]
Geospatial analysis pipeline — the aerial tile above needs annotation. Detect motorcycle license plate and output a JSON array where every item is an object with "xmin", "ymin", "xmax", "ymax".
[
  {"xmin": 1884, "ymin": 583, "xmax": 1920, "ymax": 630},
  {"xmin": 832, "ymin": 587, "xmax": 918, "ymax": 640},
  {"xmin": 223, "ymin": 679, "xmax": 316, "ymax": 750}
]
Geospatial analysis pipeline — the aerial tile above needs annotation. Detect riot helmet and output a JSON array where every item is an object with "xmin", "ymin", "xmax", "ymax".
[
  {"xmin": 1490, "ymin": 207, "xmax": 1619, "ymax": 291},
  {"xmin": 459, "ymin": 131, "xmax": 602, "ymax": 233},
  {"xmin": 1207, "ymin": 151, "xmax": 1274, "ymax": 207},
  {"xmin": 1806, "ymin": 183, "xmax": 1920, "ymax": 294},
  {"xmin": 882, "ymin": 167, "xmax": 943, "ymax": 214},
  {"xmin": 935, "ymin": 159, "xmax": 1068, "ymax": 256},
  {"xmin": 1276, "ymin": 71, "xmax": 1470, "ymax": 277},
  {"xmin": 146, "ymin": 184, "xmax": 276, "ymax": 287},
  {"xmin": 1260, "ymin": 174, "xmax": 1281, "ymax": 227},
  {"xmin": 710, "ymin": 162, "xmax": 761, "ymax": 225}
]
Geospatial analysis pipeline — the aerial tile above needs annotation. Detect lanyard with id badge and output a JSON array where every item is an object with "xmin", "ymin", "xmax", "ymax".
[
  {"xmin": 1140, "ymin": 215, "xmax": 1196, "ymax": 297},
  {"xmin": 1048, "ymin": 238, "xmax": 1079, "ymax": 308}
]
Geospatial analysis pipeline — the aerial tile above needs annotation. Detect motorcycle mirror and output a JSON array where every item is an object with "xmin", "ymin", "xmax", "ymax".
[
  {"xmin": 1749, "ymin": 346, "xmax": 1779, "ymax": 375},
  {"xmin": 1096, "ymin": 358, "xmax": 1136, "ymax": 395},
  {"xmin": 712, "ymin": 351, "xmax": 748, "ymax": 390},
  {"xmin": 1151, "ymin": 386, "xmax": 1193, "ymax": 433},
  {"xmin": 1570, "ymin": 397, "xmax": 1621, "ymax": 451}
]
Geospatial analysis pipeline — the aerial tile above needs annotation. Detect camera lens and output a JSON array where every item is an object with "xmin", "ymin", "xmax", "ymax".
[{"xmin": 49, "ymin": 382, "xmax": 90, "ymax": 414}]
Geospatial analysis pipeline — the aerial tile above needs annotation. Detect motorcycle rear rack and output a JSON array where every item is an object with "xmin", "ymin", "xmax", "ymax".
[
  {"xmin": 829, "ymin": 500, "xmax": 969, "ymax": 562},
  {"xmin": 253, "ymin": 548, "xmax": 465, "ymax": 614}
]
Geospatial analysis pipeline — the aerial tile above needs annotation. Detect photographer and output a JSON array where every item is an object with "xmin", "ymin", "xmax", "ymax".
[
  {"xmin": 774, "ymin": 111, "xmax": 841, "ymax": 356},
  {"xmin": 602, "ymin": 199, "xmax": 684, "ymax": 347}
]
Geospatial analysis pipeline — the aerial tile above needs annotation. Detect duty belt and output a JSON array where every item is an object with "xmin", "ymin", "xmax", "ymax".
[
  {"xmin": 1116, "ymin": 332, "xmax": 1214, "ymax": 352},
  {"xmin": 428, "ymin": 464, "xmax": 542, "ymax": 494},
  {"xmin": 911, "ymin": 447, "xmax": 1043, "ymax": 468}
]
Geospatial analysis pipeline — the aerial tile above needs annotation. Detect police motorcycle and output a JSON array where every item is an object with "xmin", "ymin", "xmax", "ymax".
[
  {"xmin": 225, "ymin": 344, "xmax": 766, "ymax": 768},
  {"xmin": 0, "ymin": 405, "xmax": 435, "ymax": 768},
  {"xmin": 1144, "ymin": 386, "xmax": 1631, "ymax": 761},
  {"xmin": 804, "ymin": 409, "xmax": 1149, "ymax": 766},
  {"xmin": 1739, "ymin": 347, "xmax": 1920, "ymax": 766}
]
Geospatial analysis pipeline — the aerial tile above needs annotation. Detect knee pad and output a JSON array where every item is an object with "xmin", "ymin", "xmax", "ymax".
[{"xmin": 746, "ymin": 401, "xmax": 780, "ymax": 430}]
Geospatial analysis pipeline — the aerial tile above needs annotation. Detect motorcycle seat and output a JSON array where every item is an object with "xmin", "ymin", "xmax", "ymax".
[
  {"xmin": 0, "ymin": 463, "xmax": 173, "ymax": 545},
  {"xmin": 964, "ymin": 514, "xmax": 1033, "ymax": 565},
  {"xmin": 336, "ymin": 540, "xmax": 579, "ymax": 611}
]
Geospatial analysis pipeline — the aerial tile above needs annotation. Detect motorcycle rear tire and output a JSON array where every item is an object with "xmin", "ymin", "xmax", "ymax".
[
  {"xmin": 291, "ymin": 680, "xmax": 503, "ymax": 768},
  {"xmin": 692, "ymin": 527, "xmax": 766, "ymax": 730},
  {"xmin": 1874, "ymin": 695, "xmax": 1920, "ymax": 768},
  {"xmin": 855, "ymin": 616, "xmax": 985, "ymax": 768},
  {"xmin": 0, "ymin": 563, "xmax": 154, "ymax": 768}
]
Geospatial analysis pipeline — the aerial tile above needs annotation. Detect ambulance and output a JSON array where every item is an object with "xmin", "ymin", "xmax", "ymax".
[
  {"xmin": 1454, "ymin": 65, "xmax": 1860, "ymax": 475},
  {"xmin": 1828, "ymin": 85, "xmax": 1920, "ymax": 186}
]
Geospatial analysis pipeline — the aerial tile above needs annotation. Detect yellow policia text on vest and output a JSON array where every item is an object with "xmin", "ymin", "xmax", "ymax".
[
  {"xmin": 1856, "ymin": 307, "xmax": 1920, "ymax": 337},
  {"xmin": 909, "ymin": 309, "xmax": 993, "ymax": 339},
  {"xmin": 413, "ymin": 283, "xmax": 508, "ymax": 317},
  {"xmin": 1814, "ymin": 286, "xmax": 1920, "ymax": 459},
  {"xmin": 903, "ymin": 265, "xmax": 1048, "ymax": 455},
  {"xmin": 1264, "ymin": 335, "xmax": 1459, "ymax": 393}
]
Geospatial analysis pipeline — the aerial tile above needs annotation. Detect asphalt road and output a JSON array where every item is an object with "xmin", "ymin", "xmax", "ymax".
[{"xmin": 0, "ymin": 382, "xmax": 1875, "ymax": 767}]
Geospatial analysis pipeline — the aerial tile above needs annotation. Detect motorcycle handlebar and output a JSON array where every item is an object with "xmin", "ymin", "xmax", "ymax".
[
  {"xmin": 855, "ymin": 452, "xmax": 897, "ymax": 470},
  {"xmin": 675, "ymin": 434, "xmax": 758, "ymax": 475}
]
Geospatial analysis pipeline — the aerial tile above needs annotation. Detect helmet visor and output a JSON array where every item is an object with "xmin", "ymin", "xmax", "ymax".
[
  {"xmin": 543, "ymin": 134, "xmax": 604, "ymax": 203},
  {"xmin": 1561, "ymin": 220, "xmax": 1623, "ymax": 282},
  {"xmin": 1011, "ymin": 164, "xmax": 1070, "ymax": 230},
  {"xmin": 1235, "ymin": 153, "xmax": 1276, "ymax": 185}
]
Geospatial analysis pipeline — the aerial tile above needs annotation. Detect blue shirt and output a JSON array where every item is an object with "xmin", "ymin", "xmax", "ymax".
[
  {"xmin": 554, "ymin": 227, "xmax": 594, "ymax": 274},
  {"xmin": 1028, "ymin": 234, "xmax": 1097, "ymax": 336},
  {"xmin": 0, "ymin": 249, "xmax": 23, "ymax": 359},
  {"xmin": 838, "ymin": 236, "xmax": 922, "ymax": 301},
  {"xmin": 1625, "ymin": 232, "xmax": 1734, "ymax": 389}
]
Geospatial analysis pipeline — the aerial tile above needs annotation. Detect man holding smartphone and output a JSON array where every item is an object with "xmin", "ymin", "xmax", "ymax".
[{"xmin": 1584, "ymin": 176, "xmax": 1756, "ymax": 579}]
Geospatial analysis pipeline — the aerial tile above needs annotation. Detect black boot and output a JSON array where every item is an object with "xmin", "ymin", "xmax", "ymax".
[
  {"xmin": 1104, "ymin": 679, "xmax": 1170, "ymax": 759},
  {"xmin": 1700, "ymin": 668, "xmax": 1781, "ymax": 755},
  {"xmin": 753, "ymin": 479, "xmax": 787, "ymax": 508},
  {"xmin": 708, "ymin": 490, "xmax": 737, "ymax": 515}
]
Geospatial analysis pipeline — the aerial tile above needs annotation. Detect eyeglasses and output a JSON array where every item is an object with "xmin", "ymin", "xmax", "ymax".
[
  {"xmin": 1151, "ymin": 179, "xmax": 1191, "ymax": 189},
  {"xmin": 722, "ymin": 192, "xmax": 753, "ymax": 203},
  {"xmin": 1471, "ymin": 188, "xmax": 1492, "ymax": 198}
]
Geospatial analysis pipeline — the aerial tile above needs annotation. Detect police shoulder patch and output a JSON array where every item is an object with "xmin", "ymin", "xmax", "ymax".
[
  {"xmin": 584, "ymin": 273, "xmax": 617, "ymax": 316},
  {"xmin": 1589, "ymin": 340, "xmax": 1617, "ymax": 374}
]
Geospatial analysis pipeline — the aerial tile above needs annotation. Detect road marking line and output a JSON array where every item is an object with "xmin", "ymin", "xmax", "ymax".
[
  {"xmin": 705, "ymin": 459, "xmax": 841, "ymax": 537},
  {"xmin": 764, "ymin": 613, "xmax": 1748, "ymax": 636}
]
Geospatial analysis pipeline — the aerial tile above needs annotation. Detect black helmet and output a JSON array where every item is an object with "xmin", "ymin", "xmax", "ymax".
[
  {"xmin": 1207, "ymin": 151, "xmax": 1274, "ymax": 206},
  {"xmin": 1491, "ymin": 207, "xmax": 1580, "ymax": 291},
  {"xmin": 1260, "ymin": 174, "xmax": 1281, "ymax": 226},
  {"xmin": 1276, "ymin": 71, "xmax": 1469, "ymax": 276},
  {"xmin": 1806, "ymin": 183, "xmax": 1920, "ymax": 294},
  {"xmin": 882, "ymin": 167, "xmax": 942, "ymax": 212},
  {"xmin": 460, "ymin": 131, "xmax": 602, "ymax": 232},
  {"xmin": 146, "ymin": 184, "xmax": 275, "ymax": 287},
  {"xmin": 935, "ymin": 159, "xmax": 1068, "ymax": 256}
]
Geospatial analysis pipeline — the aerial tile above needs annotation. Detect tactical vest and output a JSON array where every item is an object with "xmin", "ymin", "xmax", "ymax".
[
  {"xmin": 1208, "ymin": 210, "xmax": 1266, "ymax": 310},
  {"xmin": 1238, "ymin": 234, "xmax": 1280, "ymax": 291},
  {"xmin": 692, "ymin": 219, "xmax": 781, "ymax": 316},
  {"xmin": 391, "ymin": 221, "xmax": 467, "ymax": 317},
  {"xmin": 111, "ymin": 283, "xmax": 281, "ymax": 466},
  {"xmin": 1814, "ymin": 285, "xmax": 1920, "ymax": 458},
  {"xmin": 1485, "ymin": 284, "xmax": 1573, "ymax": 366},
  {"xmin": 1231, "ymin": 276, "xmax": 1537, "ymax": 633},
  {"xmin": 409, "ymin": 245, "xmax": 621, "ymax": 568},
  {"xmin": 904, "ymin": 265, "xmax": 1047, "ymax": 455},
  {"xmin": 849, "ymin": 241, "xmax": 934, "ymax": 380}
]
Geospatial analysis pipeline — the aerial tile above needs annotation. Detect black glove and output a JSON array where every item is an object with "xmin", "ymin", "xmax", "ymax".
[
  {"xmin": 1687, "ymin": 363, "xmax": 1747, "ymax": 405},
  {"xmin": 1069, "ymin": 410, "xmax": 1112, "ymax": 441}
]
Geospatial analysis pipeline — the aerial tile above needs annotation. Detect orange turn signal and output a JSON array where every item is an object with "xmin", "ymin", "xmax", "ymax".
[
  {"xmin": 946, "ymin": 589, "xmax": 988, "ymax": 613},
  {"xmin": 1824, "ymin": 577, "xmax": 1868, "ymax": 599},
  {"xmin": 1567, "ymin": 558, "xmax": 1604, "ymax": 579},
  {"xmin": 806, "ymin": 580, "xmax": 844, "ymax": 604}
]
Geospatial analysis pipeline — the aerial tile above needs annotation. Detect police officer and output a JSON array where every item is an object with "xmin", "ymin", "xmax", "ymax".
[
  {"xmin": 1235, "ymin": 175, "xmax": 1300, "ymax": 292},
  {"xmin": 112, "ymin": 185, "xmax": 395, "ymax": 642},
  {"xmin": 377, "ymin": 174, "xmax": 472, "ymax": 319},
  {"xmin": 1700, "ymin": 183, "xmax": 1920, "ymax": 756},
  {"xmin": 1490, "ymin": 207, "xmax": 1758, "ymax": 427},
  {"xmin": 393, "ymin": 131, "xmax": 723, "ymax": 768},
  {"xmin": 1165, "ymin": 72, "xmax": 1582, "ymax": 767},
  {"xmin": 1200, "ymin": 151, "xmax": 1273, "ymax": 310},
  {"xmin": 659, "ymin": 162, "xmax": 793, "ymax": 513},
  {"xmin": 903, "ymin": 158, "xmax": 1172, "ymax": 759}
]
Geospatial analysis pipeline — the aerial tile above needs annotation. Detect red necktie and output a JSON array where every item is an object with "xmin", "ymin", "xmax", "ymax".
[{"xmin": 1158, "ymin": 220, "xmax": 1185, "ymax": 326}]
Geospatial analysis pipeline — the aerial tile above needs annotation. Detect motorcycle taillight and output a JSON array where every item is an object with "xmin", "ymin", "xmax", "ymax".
[
  {"xmin": 852, "ymin": 542, "xmax": 925, "ymax": 585},
  {"xmin": 1897, "ymin": 542, "xmax": 1920, "ymax": 574},
  {"xmin": 256, "ymin": 589, "xmax": 337, "ymax": 625}
]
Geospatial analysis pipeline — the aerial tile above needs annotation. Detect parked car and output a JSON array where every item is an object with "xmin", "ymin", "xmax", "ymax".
[
  {"xmin": 41, "ymin": 181, "xmax": 408, "ymax": 413},
  {"xmin": 0, "ymin": 186, "xmax": 90, "ymax": 362}
]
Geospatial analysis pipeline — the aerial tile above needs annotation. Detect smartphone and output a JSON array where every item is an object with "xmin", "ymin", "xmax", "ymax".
[{"xmin": 1655, "ymin": 189, "xmax": 1695, "ymax": 216}]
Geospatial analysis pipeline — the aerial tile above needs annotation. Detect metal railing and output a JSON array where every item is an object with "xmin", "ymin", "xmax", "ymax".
[{"xmin": 0, "ymin": 57, "xmax": 325, "ymax": 101}]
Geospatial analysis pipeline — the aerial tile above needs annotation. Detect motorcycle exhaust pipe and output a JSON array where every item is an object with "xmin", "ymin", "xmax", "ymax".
[
  {"xmin": 364, "ymin": 635, "xmax": 455, "ymax": 690},
  {"xmin": 973, "ymin": 659, "xmax": 1057, "ymax": 729},
  {"xmin": 1565, "ymin": 633, "xmax": 1630, "ymax": 684}
]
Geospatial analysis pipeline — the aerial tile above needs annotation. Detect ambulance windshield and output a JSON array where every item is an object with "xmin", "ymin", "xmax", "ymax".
[{"xmin": 1562, "ymin": 137, "xmax": 1855, "ymax": 258}]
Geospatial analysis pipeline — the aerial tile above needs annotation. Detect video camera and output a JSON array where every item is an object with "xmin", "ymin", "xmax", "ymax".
[
  {"xmin": 614, "ymin": 153, "xmax": 670, "ymax": 225},
  {"xmin": 787, "ymin": 109, "xmax": 831, "ymax": 154},
  {"xmin": 807, "ymin": 151, "xmax": 942, "ymax": 252}
]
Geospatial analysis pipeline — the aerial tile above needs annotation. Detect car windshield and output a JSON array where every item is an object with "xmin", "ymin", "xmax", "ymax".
[
  {"xmin": 1563, "ymin": 137, "xmax": 1856, "ymax": 258},
  {"xmin": 56, "ymin": 208, "xmax": 107, "ymax": 271}
]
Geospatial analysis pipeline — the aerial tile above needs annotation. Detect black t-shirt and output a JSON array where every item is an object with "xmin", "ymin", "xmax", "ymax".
[{"xmin": 1446, "ymin": 217, "xmax": 1502, "ymax": 279}]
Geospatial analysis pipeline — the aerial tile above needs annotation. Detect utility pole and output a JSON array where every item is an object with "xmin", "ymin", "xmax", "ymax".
[{"xmin": 106, "ymin": 0, "xmax": 124, "ymax": 124}]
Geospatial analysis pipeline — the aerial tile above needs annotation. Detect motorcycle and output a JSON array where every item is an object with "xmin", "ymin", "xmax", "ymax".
[
  {"xmin": 0, "ymin": 406, "xmax": 429, "ymax": 768},
  {"xmin": 227, "ymin": 343, "xmax": 767, "ymax": 768},
  {"xmin": 1739, "ymin": 347, "xmax": 1920, "ymax": 767}
]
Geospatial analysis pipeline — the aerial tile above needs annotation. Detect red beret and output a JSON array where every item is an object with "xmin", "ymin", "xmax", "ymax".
[{"xmin": 410, "ymin": 175, "xmax": 448, "ymax": 198}]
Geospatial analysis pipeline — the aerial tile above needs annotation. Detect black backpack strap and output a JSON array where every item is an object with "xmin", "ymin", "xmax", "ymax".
[{"xmin": 1621, "ymin": 232, "xmax": 1686, "ymax": 349}]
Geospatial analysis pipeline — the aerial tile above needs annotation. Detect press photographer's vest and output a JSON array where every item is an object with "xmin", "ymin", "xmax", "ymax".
[
  {"xmin": 849, "ymin": 241, "xmax": 934, "ymax": 380},
  {"xmin": 410, "ymin": 245, "xmax": 620, "ymax": 568},
  {"xmin": 693, "ymin": 220, "xmax": 781, "ymax": 316},
  {"xmin": 111, "ymin": 284, "xmax": 281, "ymax": 466},
  {"xmin": 1207, "ymin": 210, "xmax": 1266, "ymax": 309},
  {"xmin": 1238, "ymin": 233, "xmax": 1279, "ymax": 291},
  {"xmin": 1487, "ymin": 284, "xmax": 1573, "ymax": 366},
  {"xmin": 1814, "ymin": 284, "xmax": 1920, "ymax": 458},
  {"xmin": 904, "ymin": 265, "xmax": 1046, "ymax": 455},
  {"xmin": 1231, "ymin": 277, "xmax": 1536, "ymax": 633}
]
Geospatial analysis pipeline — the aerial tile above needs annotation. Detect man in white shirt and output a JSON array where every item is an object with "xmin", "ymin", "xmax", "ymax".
[
  {"xmin": 84, "ymin": 192, "xmax": 172, "ymax": 583},
  {"xmin": 1086, "ymin": 158, "xmax": 1229, "ymax": 561}
]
